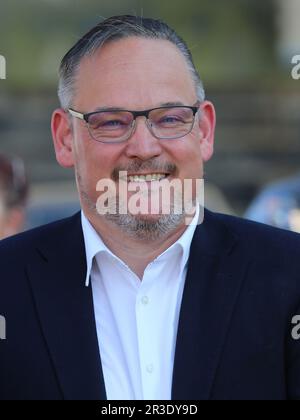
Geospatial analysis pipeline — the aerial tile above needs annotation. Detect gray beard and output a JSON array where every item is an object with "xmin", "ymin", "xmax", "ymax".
[
  {"xmin": 80, "ymin": 188, "xmax": 196, "ymax": 241},
  {"xmin": 77, "ymin": 169, "xmax": 196, "ymax": 241},
  {"xmin": 81, "ymin": 189, "xmax": 189, "ymax": 241},
  {"xmin": 105, "ymin": 211, "xmax": 186, "ymax": 241}
]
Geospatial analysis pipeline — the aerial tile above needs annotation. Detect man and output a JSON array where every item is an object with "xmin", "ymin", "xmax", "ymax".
[
  {"xmin": 0, "ymin": 154, "xmax": 28, "ymax": 240},
  {"xmin": 0, "ymin": 15, "xmax": 300, "ymax": 401}
]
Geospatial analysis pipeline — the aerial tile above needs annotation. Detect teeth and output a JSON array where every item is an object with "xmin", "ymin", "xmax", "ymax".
[{"xmin": 128, "ymin": 174, "xmax": 168, "ymax": 182}]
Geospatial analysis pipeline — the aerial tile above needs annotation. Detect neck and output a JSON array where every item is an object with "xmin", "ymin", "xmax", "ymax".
[{"xmin": 84, "ymin": 210, "xmax": 192, "ymax": 280}]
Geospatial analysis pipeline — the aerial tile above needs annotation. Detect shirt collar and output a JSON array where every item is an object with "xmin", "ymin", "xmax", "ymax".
[{"xmin": 81, "ymin": 206, "xmax": 200, "ymax": 287}]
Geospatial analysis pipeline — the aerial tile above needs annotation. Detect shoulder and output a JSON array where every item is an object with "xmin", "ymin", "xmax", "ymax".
[
  {"xmin": 0, "ymin": 212, "xmax": 81, "ymax": 263},
  {"xmin": 205, "ymin": 210, "xmax": 300, "ymax": 261},
  {"xmin": 203, "ymin": 211, "xmax": 300, "ymax": 313}
]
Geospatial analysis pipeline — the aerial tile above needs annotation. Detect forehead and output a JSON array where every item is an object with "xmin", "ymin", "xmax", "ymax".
[{"xmin": 75, "ymin": 37, "xmax": 197, "ymax": 110}]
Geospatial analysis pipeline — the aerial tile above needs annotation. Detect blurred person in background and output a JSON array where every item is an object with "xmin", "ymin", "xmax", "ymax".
[
  {"xmin": 0, "ymin": 154, "xmax": 28, "ymax": 239},
  {"xmin": 245, "ymin": 173, "xmax": 300, "ymax": 233}
]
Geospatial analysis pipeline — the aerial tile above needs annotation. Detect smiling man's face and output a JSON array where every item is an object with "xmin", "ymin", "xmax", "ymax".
[{"xmin": 52, "ymin": 37, "xmax": 216, "ymax": 238}]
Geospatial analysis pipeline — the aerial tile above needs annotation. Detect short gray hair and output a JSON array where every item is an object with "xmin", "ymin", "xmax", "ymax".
[{"xmin": 58, "ymin": 15, "xmax": 205, "ymax": 109}]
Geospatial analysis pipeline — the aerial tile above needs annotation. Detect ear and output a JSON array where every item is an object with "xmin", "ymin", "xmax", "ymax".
[
  {"xmin": 51, "ymin": 108, "xmax": 75, "ymax": 168},
  {"xmin": 198, "ymin": 101, "xmax": 216, "ymax": 162}
]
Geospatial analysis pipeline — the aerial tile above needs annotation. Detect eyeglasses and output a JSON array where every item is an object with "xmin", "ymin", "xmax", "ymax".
[{"xmin": 68, "ymin": 103, "xmax": 200, "ymax": 144}]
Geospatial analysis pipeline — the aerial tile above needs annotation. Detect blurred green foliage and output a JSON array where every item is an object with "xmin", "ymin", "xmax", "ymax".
[{"xmin": 0, "ymin": 0, "xmax": 278, "ymax": 91}]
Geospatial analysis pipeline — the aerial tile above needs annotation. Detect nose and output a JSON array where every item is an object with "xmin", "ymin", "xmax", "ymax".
[{"xmin": 124, "ymin": 116, "xmax": 163, "ymax": 161}]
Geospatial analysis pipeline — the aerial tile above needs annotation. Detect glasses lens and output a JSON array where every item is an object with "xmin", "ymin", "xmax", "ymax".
[
  {"xmin": 149, "ymin": 107, "xmax": 195, "ymax": 139},
  {"xmin": 88, "ymin": 111, "xmax": 134, "ymax": 142}
]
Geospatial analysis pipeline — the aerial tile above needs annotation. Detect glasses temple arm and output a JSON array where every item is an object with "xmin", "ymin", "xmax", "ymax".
[{"xmin": 68, "ymin": 109, "xmax": 85, "ymax": 120}]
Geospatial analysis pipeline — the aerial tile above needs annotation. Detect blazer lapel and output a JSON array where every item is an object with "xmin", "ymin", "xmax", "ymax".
[
  {"xmin": 26, "ymin": 213, "xmax": 106, "ymax": 400},
  {"xmin": 172, "ymin": 210, "xmax": 252, "ymax": 400}
]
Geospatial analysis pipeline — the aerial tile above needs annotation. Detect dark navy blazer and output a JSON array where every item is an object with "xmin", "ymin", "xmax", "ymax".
[{"xmin": 0, "ymin": 210, "xmax": 300, "ymax": 400}]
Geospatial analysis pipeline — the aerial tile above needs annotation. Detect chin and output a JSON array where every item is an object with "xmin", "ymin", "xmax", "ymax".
[{"xmin": 130, "ymin": 212, "xmax": 163, "ymax": 222}]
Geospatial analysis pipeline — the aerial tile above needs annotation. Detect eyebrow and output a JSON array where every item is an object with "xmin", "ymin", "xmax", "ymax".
[{"xmin": 92, "ymin": 102, "xmax": 186, "ymax": 113}]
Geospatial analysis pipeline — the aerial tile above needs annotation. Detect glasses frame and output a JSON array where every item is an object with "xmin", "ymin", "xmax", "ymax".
[{"xmin": 68, "ymin": 102, "xmax": 200, "ymax": 144}]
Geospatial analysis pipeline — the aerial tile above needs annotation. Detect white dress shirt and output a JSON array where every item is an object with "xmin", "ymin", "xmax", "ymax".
[{"xmin": 81, "ymin": 207, "xmax": 199, "ymax": 400}]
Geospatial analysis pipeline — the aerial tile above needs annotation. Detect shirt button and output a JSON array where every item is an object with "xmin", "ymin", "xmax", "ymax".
[
  {"xmin": 146, "ymin": 364, "xmax": 154, "ymax": 374},
  {"xmin": 141, "ymin": 296, "xmax": 149, "ymax": 305}
]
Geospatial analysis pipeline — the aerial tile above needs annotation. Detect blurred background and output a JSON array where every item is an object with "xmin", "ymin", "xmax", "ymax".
[{"xmin": 0, "ymin": 0, "xmax": 300, "ymax": 234}]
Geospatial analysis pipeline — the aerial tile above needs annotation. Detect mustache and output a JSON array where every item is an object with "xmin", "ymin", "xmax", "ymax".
[{"xmin": 111, "ymin": 159, "xmax": 177, "ymax": 181}]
